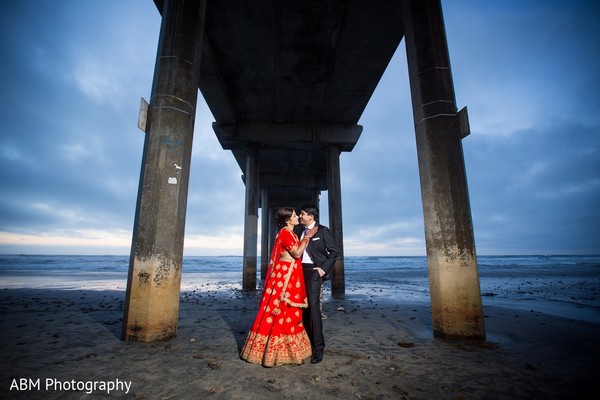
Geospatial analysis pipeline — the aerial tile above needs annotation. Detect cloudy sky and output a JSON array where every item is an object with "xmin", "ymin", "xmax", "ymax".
[{"xmin": 0, "ymin": 0, "xmax": 598, "ymax": 256}]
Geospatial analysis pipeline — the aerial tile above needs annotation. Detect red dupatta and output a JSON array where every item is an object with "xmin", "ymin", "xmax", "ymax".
[{"xmin": 264, "ymin": 228, "xmax": 307, "ymax": 310}]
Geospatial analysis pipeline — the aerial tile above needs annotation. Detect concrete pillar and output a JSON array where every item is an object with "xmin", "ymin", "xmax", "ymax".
[
  {"xmin": 311, "ymin": 190, "xmax": 320, "ymax": 207},
  {"xmin": 260, "ymin": 188, "xmax": 270, "ymax": 280},
  {"xmin": 122, "ymin": 0, "xmax": 205, "ymax": 342},
  {"xmin": 243, "ymin": 144, "xmax": 260, "ymax": 290},
  {"xmin": 268, "ymin": 205, "xmax": 276, "ymax": 269},
  {"xmin": 326, "ymin": 145, "xmax": 345, "ymax": 296},
  {"xmin": 402, "ymin": 0, "xmax": 485, "ymax": 340}
]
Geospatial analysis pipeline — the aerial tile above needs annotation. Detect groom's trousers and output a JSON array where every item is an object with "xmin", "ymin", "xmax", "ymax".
[{"xmin": 302, "ymin": 264, "xmax": 325, "ymax": 353}]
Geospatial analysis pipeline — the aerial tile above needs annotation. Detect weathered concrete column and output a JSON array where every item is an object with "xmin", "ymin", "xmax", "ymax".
[
  {"xmin": 122, "ymin": 0, "xmax": 205, "ymax": 342},
  {"xmin": 402, "ymin": 0, "xmax": 485, "ymax": 340},
  {"xmin": 326, "ymin": 145, "xmax": 345, "ymax": 296},
  {"xmin": 243, "ymin": 144, "xmax": 260, "ymax": 290},
  {"xmin": 260, "ymin": 188, "xmax": 270, "ymax": 280},
  {"xmin": 310, "ymin": 190, "xmax": 320, "ymax": 207},
  {"xmin": 268, "ymin": 205, "xmax": 276, "ymax": 268}
]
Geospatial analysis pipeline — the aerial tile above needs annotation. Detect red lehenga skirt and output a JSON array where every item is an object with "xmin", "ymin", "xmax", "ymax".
[{"xmin": 240, "ymin": 257, "xmax": 312, "ymax": 367}]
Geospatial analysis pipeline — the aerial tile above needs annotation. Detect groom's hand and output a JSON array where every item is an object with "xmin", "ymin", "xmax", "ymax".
[{"xmin": 313, "ymin": 267, "xmax": 325, "ymax": 277}]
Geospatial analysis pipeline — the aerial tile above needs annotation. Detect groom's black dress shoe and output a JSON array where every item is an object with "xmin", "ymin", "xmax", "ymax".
[{"xmin": 310, "ymin": 352, "xmax": 323, "ymax": 364}]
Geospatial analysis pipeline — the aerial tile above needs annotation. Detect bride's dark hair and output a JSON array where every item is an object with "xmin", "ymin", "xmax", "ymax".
[{"xmin": 276, "ymin": 207, "xmax": 295, "ymax": 228}]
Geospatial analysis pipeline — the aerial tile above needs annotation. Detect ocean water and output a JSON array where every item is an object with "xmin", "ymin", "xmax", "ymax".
[
  {"xmin": 0, "ymin": 254, "xmax": 598, "ymax": 322},
  {"xmin": 2, "ymin": 254, "xmax": 597, "ymax": 274}
]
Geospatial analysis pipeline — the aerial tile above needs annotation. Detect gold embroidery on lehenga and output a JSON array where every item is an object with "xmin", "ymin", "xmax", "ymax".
[
  {"xmin": 240, "ymin": 229, "xmax": 312, "ymax": 367},
  {"xmin": 240, "ymin": 331, "xmax": 312, "ymax": 367}
]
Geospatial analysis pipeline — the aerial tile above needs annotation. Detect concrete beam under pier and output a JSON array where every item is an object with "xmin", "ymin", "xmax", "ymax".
[
  {"xmin": 260, "ymin": 173, "xmax": 327, "ymax": 189},
  {"xmin": 214, "ymin": 122, "xmax": 362, "ymax": 151}
]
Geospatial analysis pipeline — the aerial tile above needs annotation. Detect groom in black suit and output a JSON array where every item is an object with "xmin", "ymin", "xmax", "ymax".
[{"xmin": 298, "ymin": 204, "xmax": 339, "ymax": 364}]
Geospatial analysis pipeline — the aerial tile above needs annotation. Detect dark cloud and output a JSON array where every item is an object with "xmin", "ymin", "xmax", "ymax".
[
  {"xmin": 0, "ymin": 0, "xmax": 598, "ymax": 256},
  {"xmin": 464, "ymin": 122, "xmax": 600, "ymax": 255}
]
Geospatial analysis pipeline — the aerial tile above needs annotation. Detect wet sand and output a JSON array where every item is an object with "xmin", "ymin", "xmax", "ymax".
[{"xmin": 1, "ymin": 284, "xmax": 599, "ymax": 400}]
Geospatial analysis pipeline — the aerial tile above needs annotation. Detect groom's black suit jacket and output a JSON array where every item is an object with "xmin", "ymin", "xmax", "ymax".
[{"xmin": 297, "ymin": 224, "xmax": 339, "ymax": 277}]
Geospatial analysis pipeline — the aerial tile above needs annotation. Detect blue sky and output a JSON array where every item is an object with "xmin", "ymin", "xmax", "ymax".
[{"xmin": 0, "ymin": 0, "xmax": 598, "ymax": 256}]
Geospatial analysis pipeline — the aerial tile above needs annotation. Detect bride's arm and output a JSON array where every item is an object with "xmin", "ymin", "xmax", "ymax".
[{"xmin": 286, "ymin": 226, "xmax": 318, "ymax": 258}]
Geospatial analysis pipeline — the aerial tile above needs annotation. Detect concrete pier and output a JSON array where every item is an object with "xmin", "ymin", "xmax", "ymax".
[
  {"xmin": 242, "ymin": 144, "xmax": 260, "ymax": 291},
  {"xmin": 402, "ymin": 0, "xmax": 485, "ymax": 340},
  {"xmin": 127, "ymin": 0, "xmax": 485, "ymax": 342},
  {"xmin": 215, "ymin": 122, "xmax": 361, "ymax": 290},
  {"xmin": 326, "ymin": 145, "xmax": 345, "ymax": 296},
  {"xmin": 122, "ymin": 0, "xmax": 204, "ymax": 342},
  {"xmin": 260, "ymin": 189, "xmax": 270, "ymax": 280}
]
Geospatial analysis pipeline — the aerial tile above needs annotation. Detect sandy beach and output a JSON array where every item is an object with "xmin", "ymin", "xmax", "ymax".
[{"xmin": 1, "ymin": 277, "xmax": 599, "ymax": 400}]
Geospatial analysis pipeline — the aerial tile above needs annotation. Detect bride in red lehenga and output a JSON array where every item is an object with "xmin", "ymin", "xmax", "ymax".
[{"xmin": 240, "ymin": 207, "xmax": 318, "ymax": 367}]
